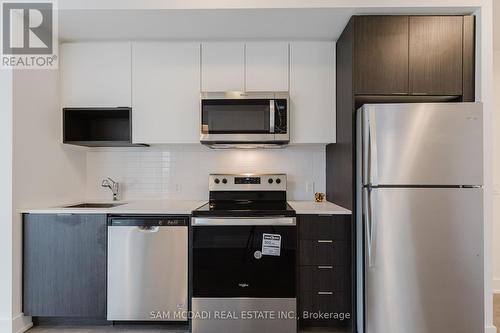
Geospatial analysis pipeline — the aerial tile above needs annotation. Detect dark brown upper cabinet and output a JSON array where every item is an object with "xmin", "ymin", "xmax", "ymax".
[
  {"xmin": 409, "ymin": 16, "xmax": 463, "ymax": 96},
  {"xmin": 354, "ymin": 16, "xmax": 409, "ymax": 95},
  {"xmin": 352, "ymin": 15, "xmax": 474, "ymax": 100}
]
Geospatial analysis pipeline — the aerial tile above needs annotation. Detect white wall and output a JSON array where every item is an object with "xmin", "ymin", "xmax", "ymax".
[
  {"xmin": 493, "ymin": 50, "xmax": 500, "ymax": 293},
  {"xmin": 8, "ymin": 69, "xmax": 87, "ymax": 332},
  {"xmin": 475, "ymin": 2, "xmax": 495, "ymax": 332},
  {"xmin": 86, "ymin": 146, "xmax": 326, "ymax": 202},
  {"xmin": 0, "ymin": 70, "xmax": 14, "ymax": 333}
]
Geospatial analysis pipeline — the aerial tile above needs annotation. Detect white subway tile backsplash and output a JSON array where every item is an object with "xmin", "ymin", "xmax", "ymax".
[{"xmin": 86, "ymin": 145, "xmax": 326, "ymax": 201}]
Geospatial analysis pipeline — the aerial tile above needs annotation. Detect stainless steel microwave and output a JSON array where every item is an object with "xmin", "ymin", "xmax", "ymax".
[{"xmin": 200, "ymin": 92, "xmax": 289, "ymax": 147}]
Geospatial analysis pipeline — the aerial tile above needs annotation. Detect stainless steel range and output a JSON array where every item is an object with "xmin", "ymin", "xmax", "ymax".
[{"xmin": 191, "ymin": 174, "xmax": 297, "ymax": 333}]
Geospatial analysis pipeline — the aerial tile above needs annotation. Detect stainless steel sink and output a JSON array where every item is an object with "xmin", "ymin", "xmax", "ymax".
[{"xmin": 63, "ymin": 203, "xmax": 124, "ymax": 208}]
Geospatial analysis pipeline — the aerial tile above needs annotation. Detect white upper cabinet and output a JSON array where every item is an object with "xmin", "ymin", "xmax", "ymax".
[
  {"xmin": 201, "ymin": 42, "xmax": 245, "ymax": 91},
  {"xmin": 289, "ymin": 41, "xmax": 336, "ymax": 144},
  {"xmin": 132, "ymin": 42, "xmax": 201, "ymax": 144},
  {"xmin": 201, "ymin": 42, "xmax": 289, "ymax": 92},
  {"xmin": 245, "ymin": 42, "xmax": 289, "ymax": 92},
  {"xmin": 60, "ymin": 41, "xmax": 335, "ymax": 145},
  {"xmin": 61, "ymin": 42, "xmax": 132, "ymax": 107}
]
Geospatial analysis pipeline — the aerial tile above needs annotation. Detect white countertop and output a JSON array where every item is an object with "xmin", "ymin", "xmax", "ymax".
[
  {"xmin": 288, "ymin": 201, "xmax": 351, "ymax": 215},
  {"xmin": 22, "ymin": 199, "xmax": 351, "ymax": 215},
  {"xmin": 21, "ymin": 200, "xmax": 206, "ymax": 215}
]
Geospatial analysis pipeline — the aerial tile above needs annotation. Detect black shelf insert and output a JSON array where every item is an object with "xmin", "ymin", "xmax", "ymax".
[{"xmin": 63, "ymin": 107, "xmax": 147, "ymax": 147}]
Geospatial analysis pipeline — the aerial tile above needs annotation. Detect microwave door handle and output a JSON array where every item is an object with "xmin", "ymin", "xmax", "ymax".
[{"xmin": 269, "ymin": 100, "xmax": 275, "ymax": 133}]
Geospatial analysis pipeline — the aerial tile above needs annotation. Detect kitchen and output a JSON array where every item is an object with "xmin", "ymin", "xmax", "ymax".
[{"xmin": 0, "ymin": 1, "xmax": 497, "ymax": 333}]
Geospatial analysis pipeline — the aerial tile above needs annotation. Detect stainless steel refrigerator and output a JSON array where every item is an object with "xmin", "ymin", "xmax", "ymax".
[{"xmin": 356, "ymin": 103, "xmax": 484, "ymax": 333}]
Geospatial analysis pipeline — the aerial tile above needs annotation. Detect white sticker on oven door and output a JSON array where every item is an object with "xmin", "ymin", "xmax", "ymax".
[{"xmin": 262, "ymin": 233, "xmax": 281, "ymax": 256}]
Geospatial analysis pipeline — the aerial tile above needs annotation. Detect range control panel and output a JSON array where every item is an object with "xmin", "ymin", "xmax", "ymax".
[{"xmin": 209, "ymin": 174, "xmax": 287, "ymax": 191}]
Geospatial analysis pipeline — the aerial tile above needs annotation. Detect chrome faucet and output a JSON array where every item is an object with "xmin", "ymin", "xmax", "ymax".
[{"xmin": 101, "ymin": 178, "xmax": 119, "ymax": 201}]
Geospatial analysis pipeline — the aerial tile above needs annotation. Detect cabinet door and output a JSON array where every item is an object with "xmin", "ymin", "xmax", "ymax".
[
  {"xmin": 289, "ymin": 42, "xmax": 335, "ymax": 144},
  {"xmin": 201, "ymin": 42, "xmax": 245, "ymax": 91},
  {"xmin": 61, "ymin": 43, "xmax": 131, "ymax": 107},
  {"xmin": 132, "ymin": 42, "xmax": 200, "ymax": 144},
  {"xmin": 245, "ymin": 42, "xmax": 289, "ymax": 91},
  {"xmin": 354, "ymin": 16, "xmax": 409, "ymax": 95},
  {"xmin": 409, "ymin": 16, "xmax": 463, "ymax": 96},
  {"xmin": 23, "ymin": 214, "xmax": 107, "ymax": 317}
]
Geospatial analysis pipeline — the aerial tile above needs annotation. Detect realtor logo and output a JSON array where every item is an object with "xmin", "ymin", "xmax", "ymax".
[{"xmin": 1, "ymin": 1, "xmax": 58, "ymax": 68}]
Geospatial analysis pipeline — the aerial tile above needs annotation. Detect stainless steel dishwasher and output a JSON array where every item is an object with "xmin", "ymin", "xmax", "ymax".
[{"xmin": 107, "ymin": 215, "xmax": 188, "ymax": 321}]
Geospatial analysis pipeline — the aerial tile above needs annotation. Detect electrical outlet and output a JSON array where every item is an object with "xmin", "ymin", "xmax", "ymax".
[
  {"xmin": 493, "ymin": 184, "xmax": 500, "ymax": 195},
  {"xmin": 305, "ymin": 181, "xmax": 314, "ymax": 193},
  {"xmin": 175, "ymin": 184, "xmax": 182, "ymax": 193}
]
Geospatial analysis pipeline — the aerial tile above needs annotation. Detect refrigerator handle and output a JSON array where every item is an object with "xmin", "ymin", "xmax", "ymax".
[
  {"xmin": 368, "ymin": 109, "xmax": 378, "ymax": 186},
  {"xmin": 363, "ymin": 110, "xmax": 370, "ymax": 184},
  {"xmin": 363, "ymin": 188, "xmax": 374, "ymax": 268}
]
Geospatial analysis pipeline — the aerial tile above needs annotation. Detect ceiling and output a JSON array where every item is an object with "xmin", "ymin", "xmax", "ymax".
[{"xmin": 58, "ymin": 7, "xmax": 476, "ymax": 42}]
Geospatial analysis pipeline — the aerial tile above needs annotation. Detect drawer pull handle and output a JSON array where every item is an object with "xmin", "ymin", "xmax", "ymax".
[
  {"xmin": 318, "ymin": 291, "xmax": 333, "ymax": 295},
  {"xmin": 317, "ymin": 240, "xmax": 333, "ymax": 243},
  {"xmin": 318, "ymin": 266, "xmax": 333, "ymax": 269}
]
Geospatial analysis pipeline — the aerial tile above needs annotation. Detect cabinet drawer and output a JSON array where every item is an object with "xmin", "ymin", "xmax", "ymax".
[
  {"xmin": 299, "ymin": 291, "xmax": 349, "ymax": 315},
  {"xmin": 299, "ymin": 240, "xmax": 348, "ymax": 266},
  {"xmin": 298, "ymin": 215, "xmax": 350, "ymax": 240},
  {"xmin": 299, "ymin": 266, "xmax": 347, "ymax": 292}
]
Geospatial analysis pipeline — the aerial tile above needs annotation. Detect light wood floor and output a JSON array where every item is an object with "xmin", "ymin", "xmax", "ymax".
[
  {"xmin": 28, "ymin": 324, "xmax": 189, "ymax": 332},
  {"xmin": 27, "ymin": 324, "xmax": 347, "ymax": 333},
  {"xmin": 495, "ymin": 294, "xmax": 500, "ymax": 329}
]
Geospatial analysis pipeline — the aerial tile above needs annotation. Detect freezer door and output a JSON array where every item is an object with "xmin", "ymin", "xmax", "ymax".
[
  {"xmin": 361, "ymin": 103, "xmax": 483, "ymax": 186},
  {"xmin": 363, "ymin": 187, "xmax": 483, "ymax": 333}
]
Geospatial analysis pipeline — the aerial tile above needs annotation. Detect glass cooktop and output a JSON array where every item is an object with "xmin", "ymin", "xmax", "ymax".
[{"xmin": 192, "ymin": 200, "xmax": 296, "ymax": 217}]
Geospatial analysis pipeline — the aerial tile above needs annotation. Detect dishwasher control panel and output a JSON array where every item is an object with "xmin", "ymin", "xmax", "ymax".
[{"xmin": 108, "ymin": 215, "xmax": 189, "ymax": 227}]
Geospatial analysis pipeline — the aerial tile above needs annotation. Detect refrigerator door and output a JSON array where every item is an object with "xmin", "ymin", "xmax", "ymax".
[
  {"xmin": 361, "ymin": 103, "xmax": 483, "ymax": 186},
  {"xmin": 363, "ymin": 187, "xmax": 483, "ymax": 333}
]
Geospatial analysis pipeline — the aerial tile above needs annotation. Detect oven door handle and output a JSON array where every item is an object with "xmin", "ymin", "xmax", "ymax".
[{"xmin": 191, "ymin": 217, "xmax": 296, "ymax": 226}]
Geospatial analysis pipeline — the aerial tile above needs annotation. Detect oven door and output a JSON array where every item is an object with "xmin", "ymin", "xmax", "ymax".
[
  {"xmin": 192, "ymin": 217, "xmax": 296, "ymax": 298},
  {"xmin": 200, "ymin": 92, "xmax": 289, "ymax": 144}
]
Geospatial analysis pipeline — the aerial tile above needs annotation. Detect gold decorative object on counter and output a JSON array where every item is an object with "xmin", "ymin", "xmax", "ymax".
[{"xmin": 314, "ymin": 192, "xmax": 325, "ymax": 202}]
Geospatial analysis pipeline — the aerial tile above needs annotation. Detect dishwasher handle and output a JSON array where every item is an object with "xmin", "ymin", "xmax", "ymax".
[{"xmin": 137, "ymin": 226, "xmax": 160, "ymax": 232}]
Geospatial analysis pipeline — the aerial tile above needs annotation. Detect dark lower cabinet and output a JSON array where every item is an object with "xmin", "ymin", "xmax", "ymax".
[
  {"xmin": 297, "ymin": 214, "xmax": 352, "ymax": 330},
  {"xmin": 299, "ymin": 240, "xmax": 348, "ymax": 266},
  {"xmin": 23, "ymin": 214, "xmax": 107, "ymax": 318},
  {"xmin": 300, "ymin": 291, "xmax": 349, "ymax": 324},
  {"xmin": 299, "ymin": 266, "xmax": 348, "ymax": 292}
]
